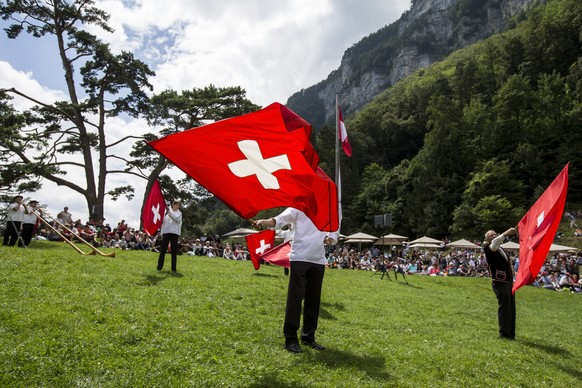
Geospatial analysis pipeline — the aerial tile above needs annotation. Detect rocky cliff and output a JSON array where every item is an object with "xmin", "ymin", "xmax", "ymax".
[{"xmin": 287, "ymin": 0, "xmax": 540, "ymax": 129}]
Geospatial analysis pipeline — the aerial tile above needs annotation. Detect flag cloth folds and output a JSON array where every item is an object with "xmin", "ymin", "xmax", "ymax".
[
  {"xmin": 141, "ymin": 180, "xmax": 166, "ymax": 236},
  {"xmin": 261, "ymin": 241, "xmax": 291, "ymax": 269},
  {"xmin": 513, "ymin": 163, "xmax": 569, "ymax": 293},
  {"xmin": 338, "ymin": 106, "xmax": 352, "ymax": 157},
  {"xmin": 148, "ymin": 103, "xmax": 338, "ymax": 232},
  {"xmin": 246, "ymin": 230, "xmax": 275, "ymax": 270}
]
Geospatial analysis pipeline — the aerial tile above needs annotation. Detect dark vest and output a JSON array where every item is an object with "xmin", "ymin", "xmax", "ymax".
[{"xmin": 483, "ymin": 242, "xmax": 513, "ymax": 282}]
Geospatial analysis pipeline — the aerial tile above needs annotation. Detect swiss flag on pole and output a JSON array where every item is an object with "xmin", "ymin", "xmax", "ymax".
[
  {"xmin": 513, "ymin": 163, "xmax": 569, "ymax": 293},
  {"xmin": 149, "ymin": 103, "xmax": 338, "ymax": 232},
  {"xmin": 141, "ymin": 180, "xmax": 166, "ymax": 236},
  {"xmin": 261, "ymin": 241, "xmax": 291, "ymax": 269},
  {"xmin": 246, "ymin": 230, "xmax": 276, "ymax": 270},
  {"xmin": 338, "ymin": 106, "xmax": 352, "ymax": 157}
]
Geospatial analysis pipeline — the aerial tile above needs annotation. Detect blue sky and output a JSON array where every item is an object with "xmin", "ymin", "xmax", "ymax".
[{"xmin": 0, "ymin": 0, "xmax": 410, "ymax": 228}]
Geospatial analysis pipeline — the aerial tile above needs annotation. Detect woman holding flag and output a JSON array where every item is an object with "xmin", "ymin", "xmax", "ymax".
[{"xmin": 157, "ymin": 199, "xmax": 182, "ymax": 273}]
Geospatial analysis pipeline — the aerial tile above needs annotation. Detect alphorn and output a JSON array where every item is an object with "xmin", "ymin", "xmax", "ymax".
[{"xmin": 29, "ymin": 207, "xmax": 116, "ymax": 258}]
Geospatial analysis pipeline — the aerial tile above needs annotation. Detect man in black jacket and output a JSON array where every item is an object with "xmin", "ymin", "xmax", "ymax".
[{"xmin": 483, "ymin": 227, "xmax": 517, "ymax": 340}]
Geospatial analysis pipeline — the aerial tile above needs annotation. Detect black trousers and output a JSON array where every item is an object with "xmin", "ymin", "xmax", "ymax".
[
  {"xmin": 492, "ymin": 281, "xmax": 516, "ymax": 339},
  {"xmin": 3, "ymin": 221, "xmax": 21, "ymax": 246},
  {"xmin": 157, "ymin": 233, "xmax": 179, "ymax": 271},
  {"xmin": 284, "ymin": 261, "xmax": 325, "ymax": 345},
  {"xmin": 19, "ymin": 223, "xmax": 35, "ymax": 247}
]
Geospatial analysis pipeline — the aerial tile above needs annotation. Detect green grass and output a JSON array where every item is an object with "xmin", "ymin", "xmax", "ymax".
[{"xmin": 0, "ymin": 241, "xmax": 580, "ymax": 387}]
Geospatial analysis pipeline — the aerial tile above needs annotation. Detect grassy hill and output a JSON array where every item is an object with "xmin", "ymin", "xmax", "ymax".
[{"xmin": 0, "ymin": 241, "xmax": 580, "ymax": 387}]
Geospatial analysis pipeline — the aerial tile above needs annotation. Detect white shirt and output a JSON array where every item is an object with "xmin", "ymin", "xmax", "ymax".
[
  {"xmin": 160, "ymin": 208, "xmax": 182, "ymax": 235},
  {"xmin": 8, "ymin": 202, "xmax": 25, "ymax": 222},
  {"xmin": 23, "ymin": 205, "xmax": 40, "ymax": 224},
  {"xmin": 274, "ymin": 207, "xmax": 338, "ymax": 265}
]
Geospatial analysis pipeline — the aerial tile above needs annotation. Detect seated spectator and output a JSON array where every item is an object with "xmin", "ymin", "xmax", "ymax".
[
  {"xmin": 428, "ymin": 263, "xmax": 442, "ymax": 276},
  {"xmin": 568, "ymin": 274, "xmax": 581, "ymax": 293},
  {"xmin": 193, "ymin": 239, "xmax": 204, "ymax": 255},
  {"xmin": 407, "ymin": 261, "xmax": 418, "ymax": 274},
  {"xmin": 80, "ymin": 224, "xmax": 96, "ymax": 245},
  {"xmin": 135, "ymin": 231, "xmax": 152, "ymax": 250},
  {"xmin": 234, "ymin": 245, "xmax": 247, "ymax": 260},
  {"xmin": 457, "ymin": 264, "xmax": 470, "ymax": 276},
  {"xmin": 548, "ymin": 272, "xmax": 562, "ymax": 291},
  {"xmin": 203, "ymin": 241, "xmax": 215, "ymax": 257},
  {"xmin": 222, "ymin": 243, "xmax": 236, "ymax": 260}
]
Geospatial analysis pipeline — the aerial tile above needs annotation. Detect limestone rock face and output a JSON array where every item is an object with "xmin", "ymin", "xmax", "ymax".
[{"xmin": 287, "ymin": 0, "xmax": 539, "ymax": 128}]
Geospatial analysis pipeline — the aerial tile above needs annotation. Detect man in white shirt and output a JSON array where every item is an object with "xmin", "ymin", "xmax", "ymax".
[
  {"xmin": 254, "ymin": 207, "xmax": 338, "ymax": 353},
  {"xmin": 3, "ymin": 195, "xmax": 25, "ymax": 246}
]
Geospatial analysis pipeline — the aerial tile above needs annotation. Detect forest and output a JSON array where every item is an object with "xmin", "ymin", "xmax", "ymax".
[{"xmin": 312, "ymin": 0, "xmax": 582, "ymax": 239}]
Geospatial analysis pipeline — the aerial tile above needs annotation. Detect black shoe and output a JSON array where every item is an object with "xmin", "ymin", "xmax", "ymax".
[
  {"xmin": 302, "ymin": 340, "xmax": 326, "ymax": 350},
  {"xmin": 285, "ymin": 343, "xmax": 303, "ymax": 353}
]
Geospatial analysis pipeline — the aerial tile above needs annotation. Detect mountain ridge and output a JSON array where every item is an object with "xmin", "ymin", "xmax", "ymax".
[{"xmin": 287, "ymin": 0, "xmax": 540, "ymax": 128}]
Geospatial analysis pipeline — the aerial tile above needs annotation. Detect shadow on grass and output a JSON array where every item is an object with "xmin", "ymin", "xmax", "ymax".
[
  {"xmin": 319, "ymin": 301, "xmax": 346, "ymax": 321},
  {"xmin": 247, "ymin": 349, "xmax": 391, "ymax": 386},
  {"xmin": 398, "ymin": 281, "xmax": 422, "ymax": 289},
  {"xmin": 313, "ymin": 348, "xmax": 391, "ymax": 381},
  {"xmin": 142, "ymin": 271, "xmax": 183, "ymax": 285},
  {"xmin": 556, "ymin": 365, "xmax": 582, "ymax": 380},
  {"xmin": 521, "ymin": 339, "xmax": 582, "ymax": 379},
  {"xmin": 252, "ymin": 272, "xmax": 279, "ymax": 278},
  {"xmin": 521, "ymin": 339, "xmax": 572, "ymax": 357}
]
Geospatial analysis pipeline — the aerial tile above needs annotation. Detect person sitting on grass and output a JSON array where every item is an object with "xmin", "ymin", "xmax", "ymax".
[{"xmin": 428, "ymin": 263, "xmax": 442, "ymax": 276}]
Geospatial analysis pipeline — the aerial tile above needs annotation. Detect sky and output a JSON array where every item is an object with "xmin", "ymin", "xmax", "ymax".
[{"xmin": 0, "ymin": 0, "xmax": 410, "ymax": 229}]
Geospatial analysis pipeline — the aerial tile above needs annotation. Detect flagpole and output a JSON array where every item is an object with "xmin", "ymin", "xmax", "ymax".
[
  {"xmin": 335, "ymin": 94, "xmax": 342, "ymax": 231},
  {"xmin": 334, "ymin": 93, "xmax": 340, "ymax": 193}
]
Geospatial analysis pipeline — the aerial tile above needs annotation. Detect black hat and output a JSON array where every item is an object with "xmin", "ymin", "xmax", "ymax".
[
  {"xmin": 13, "ymin": 195, "xmax": 23, "ymax": 202},
  {"xmin": 29, "ymin": 200, "xmax": 38, "ymax": 204}
]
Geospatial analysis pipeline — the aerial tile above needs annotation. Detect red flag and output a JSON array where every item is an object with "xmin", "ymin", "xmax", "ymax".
[
  {"xmin": 149, "ymin": 103, "xmax": 338, "ymax": 231},
  {"xmin": 513, "ymin": 164, "xmax": 569, "ymax": 293},
  {"xmin": 141, "ymin": 180, "xmax": 166, "ymax": 236},
  {"xmin": 261, "ymin": 241, "xmax": 291, "ymax": 268},
  {"xmin": 338, "ymin": 107, "xmax": 352, "ymax": 157},
  {"xmin": 246, "ymin": 230, "xmax": 276, "ymax": 270}
]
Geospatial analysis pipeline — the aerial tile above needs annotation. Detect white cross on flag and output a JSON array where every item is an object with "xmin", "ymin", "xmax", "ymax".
[
  {"xmin": 148, "ymin": 103, "xmax": 339, "ymax": 232},
  {"xmin": 141, "ymin": 180, "xmax": 166, "ymax": 236}
]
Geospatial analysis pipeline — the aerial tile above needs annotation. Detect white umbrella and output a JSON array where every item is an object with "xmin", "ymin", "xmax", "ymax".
[
  {"xmin": 408, "ymin": 242, "xmax": 441, "ymax": 249},
  {"xmin": 344, "ymin": 232, "xmax": 379, "ymax": 242},
  {"xmin": 408, "ymin": 236, "xmax": 443, "ymax": 245},
  {"xmin": 500, "ymin": 241, "xmax": 578, "ymax": 253},
  {"xmin": 501, "ymin": 241, "xmax": 520, "ymax": 251},
  {"xmin": 447, "ymin": 239, "xmax": 480, "ymax": 249},
  {"xmin": 222, "ymin": 228, "xmax": 258, "ymax": 238},
  {"xmin": 374, "ymin": 233, "xmax": 408, "ymax": 246},
  {"xmin": 344, "ymin": 238, "xmax": 376, "ymax": 244}
]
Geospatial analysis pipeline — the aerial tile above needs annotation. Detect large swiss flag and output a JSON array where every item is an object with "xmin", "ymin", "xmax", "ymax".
[
  {"xmin": 148, "ymin": 103, "xmax": 338, "ymax": 232},
  {"xmin": 513, "ymin": 164, "xmax": 569, "ymax": 293}
]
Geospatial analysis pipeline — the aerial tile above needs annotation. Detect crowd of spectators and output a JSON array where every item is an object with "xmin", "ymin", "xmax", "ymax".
[{"xmin": 23, "ymin": 206, "xmax": 582, "ymax": 293}]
